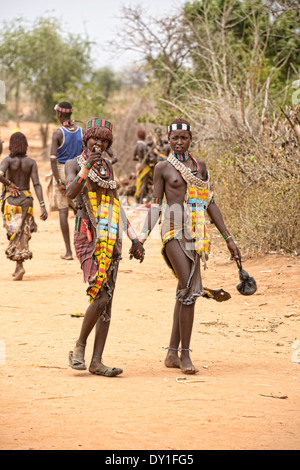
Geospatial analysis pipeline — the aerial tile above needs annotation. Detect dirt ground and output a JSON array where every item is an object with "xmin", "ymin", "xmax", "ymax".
[{"xmin": 0, "ymin": 122, "xmax": 299, "ymax": 450}]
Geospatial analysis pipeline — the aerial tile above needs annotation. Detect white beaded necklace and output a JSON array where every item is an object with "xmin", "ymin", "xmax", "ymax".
[
  {"xmin": 167, "ymin": 154, "xmax": 209, "ymax": 189},
  {"xmin": 76, "ymin": 154, "xmax": 117, "ymax": 190}
]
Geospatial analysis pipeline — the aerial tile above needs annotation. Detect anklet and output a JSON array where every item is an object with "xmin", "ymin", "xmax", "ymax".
[
  {"xmin": 76, "ymin": 340, "xmax": 86, "ymax": 347},
  {"xmin": 180, "ymin": 348, "xmax": 193, "ymax": 352},
  {"xmin": 165, "ymin": 347, "xmax": 180, "ymax": 351}
]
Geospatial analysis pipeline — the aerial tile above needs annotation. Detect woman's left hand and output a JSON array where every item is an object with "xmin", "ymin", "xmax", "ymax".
[{"xmin": 226, "ymin": 238, "xmax": 241, "ymax": 260}]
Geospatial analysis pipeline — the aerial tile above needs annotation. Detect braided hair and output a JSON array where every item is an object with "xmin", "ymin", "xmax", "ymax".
[
  {"xmin": 83, "ymin": 126, "xmax": 113, "ymax": 150},
  {"xmin": 9, "ymin": 132, "xmax": 28, "ymax": 157}
]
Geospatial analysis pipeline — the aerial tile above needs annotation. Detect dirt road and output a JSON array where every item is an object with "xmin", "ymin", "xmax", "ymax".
[{"xmin": 0, "ymin": 123, "xmax": 299, "ymax": 450}]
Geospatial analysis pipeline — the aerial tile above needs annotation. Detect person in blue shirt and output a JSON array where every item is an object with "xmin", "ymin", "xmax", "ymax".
[{"xmin": 50, "ymin": 102, "xmax": 83, "ymax": 260}]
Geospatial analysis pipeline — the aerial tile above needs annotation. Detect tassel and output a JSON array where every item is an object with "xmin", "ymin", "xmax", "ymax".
[{"xmin": 86, "ymin": 228, "xmax": 93, "ymax": 243}]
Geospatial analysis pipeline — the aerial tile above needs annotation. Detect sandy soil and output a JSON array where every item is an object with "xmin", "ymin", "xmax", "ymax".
[{"xmin": 0, "ymin": 122, "xmax": 299, "ymax": 450}]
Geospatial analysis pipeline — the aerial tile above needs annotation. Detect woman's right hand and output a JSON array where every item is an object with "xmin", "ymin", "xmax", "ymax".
[
  {"xmin": 87, "ymin": 147, "xmax": 103, "ymax": 168},
  {"xmin": 8, "ymin": 182, "xmax": 20, "ymax": 197}
]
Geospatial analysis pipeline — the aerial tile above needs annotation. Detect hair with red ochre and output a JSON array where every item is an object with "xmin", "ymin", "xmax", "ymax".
[
  {"xmin": 83, "ymin": 126, "xmax": 113, "ymax": 149},
  {"xmin": 9, "ymin": 132, "xmax": 28, "ymax": 157}
]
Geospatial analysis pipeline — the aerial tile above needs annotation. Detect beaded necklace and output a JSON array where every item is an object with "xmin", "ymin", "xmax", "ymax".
[
  {"xmin": 168, "ymin": 153, "xmax": 212, "ymax": 266},
  {"xmin": 173, "ymin": 150, "xmax": 189, "ymax": 162},
  {"xmin": 62, "ymin": 121, "xmax": 75, "ymax": 130},
  {"xmin": 76, "ymin": 152, "xmax": 117, "ymax": 190},
  {"xmin": 173, "ymin": 151, "xmax": 200, "ymax": 174},
  {"xmin": 169, "ymin": 153, "xmax": 204, "ymax": 188}
]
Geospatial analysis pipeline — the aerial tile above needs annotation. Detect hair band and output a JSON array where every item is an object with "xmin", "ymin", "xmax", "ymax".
[
  {"xmin": 168, "ymin": 123, "xmax": 191, "ymax": 132},
  {"xmin": 86, "ymin": 119, "xmax": 113, "ymax": 131}
]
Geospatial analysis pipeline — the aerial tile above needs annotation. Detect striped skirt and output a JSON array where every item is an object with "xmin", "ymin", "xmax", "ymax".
[{"xmin": 74, "ymin": 216, "xmax": 121, "ymax": 309}]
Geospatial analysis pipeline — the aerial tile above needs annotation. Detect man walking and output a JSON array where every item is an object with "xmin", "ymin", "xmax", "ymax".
[{"xmin": 50, "ymin": 101, "xmax": 83, "ymax": 260}]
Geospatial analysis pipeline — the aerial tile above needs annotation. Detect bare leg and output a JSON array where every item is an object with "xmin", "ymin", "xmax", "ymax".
[
  {"xmin": 164, "ymin": 300, "xmax": 181, "ymax": 368},
  {"xmin": 70, "ymin": 290, "xmax": 109, "ymax": 369},
  {"xmin": 164, "ymin": 239, "xmax": 198, "ymax": 374},
  {"xmin": 78, "ymin": 290, "xmax": 109, "ymax": 345},
  {"xmin": 70, "ymin": 290, "xmax": 123, "ymax": 376},
  {"xmin": 89, "ymin": 295, "xmax": 123, "ymax": 377},
  {"xmin": 59, "ymin": 208, "xmax": 73, "ymax": 259}
]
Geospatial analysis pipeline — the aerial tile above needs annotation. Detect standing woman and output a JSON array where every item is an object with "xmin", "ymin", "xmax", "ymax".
[
  {"xmin": 65, "ymin": 119, "xmax": 144, "ymax": 377},
  {"xmin": 139, "ymin": 119, "xmax": 241, "ymax": 374},
  {"xmin": 0, "ymin": 132, "xmax": 48, "ymax": 280}
]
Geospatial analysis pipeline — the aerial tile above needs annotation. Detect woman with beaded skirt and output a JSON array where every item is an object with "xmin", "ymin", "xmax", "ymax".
[
  {"xmin": 65, "ymin": 119, "xmax": 144, "ymax": 377},
  {"xmin": 138, "ymin": 119, "xmax": 241, "ymax": 374}
]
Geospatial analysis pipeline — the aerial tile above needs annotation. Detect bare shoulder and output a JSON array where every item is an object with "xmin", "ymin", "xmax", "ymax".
[
  {"xmin": 195, "ymin": 158, "xmax": 208, "ymax": 179},
  {"xmin": 52, "ymin": 127, "xmax": 63, "ymax": 141},
  {"xmin": 0, "ymin": 155, "xmax": 11, "ymax": 171},
  {"xmin": 1, "ymin": 155, "xmax": 12, "ymax": 164},
  {"xmin": 154, "ymin": 160, "xmax": 169, "ymax": 175}
]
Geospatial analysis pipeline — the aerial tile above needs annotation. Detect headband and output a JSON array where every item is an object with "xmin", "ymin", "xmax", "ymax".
[
  {"xmin": 168, "ymin": 123, "xmax": 191, "ymax": 132},
  {"xmin": 55, "ymin": 104, "xmax": 72, "ymax": 113},
  {"xmin": 86, "ymin": 119, "xmax": 113, "ymax": 131}
]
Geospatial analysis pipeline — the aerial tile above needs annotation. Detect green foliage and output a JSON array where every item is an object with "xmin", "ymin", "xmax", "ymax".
[
  {"xmin": 92, "ymin": 67, "xmax": 122, "ymax": 99},
  {"xmin": 182, "ymin": 0, "xmax": 300, "ymax": 101},
  {"xmin": 0, "ymin": 16, "xmax": 93, "ymax": 144},
  {"xmin": 20, "ymin": 17, "xmax": 92, "ymax": 123},
  {"xmin": 115, "ymin": 1, "xmax": 300, "ymax": 255},
  {"xmin": 54, "ymin": 81, "xmax": 105, "ymax": 124}
]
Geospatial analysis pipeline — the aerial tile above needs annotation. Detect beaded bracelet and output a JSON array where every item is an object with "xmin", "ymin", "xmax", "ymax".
[
  {"xmin": 79, "ymin": 166, "xmax": 89, "ymax": 179},
  {"xmin": 152, "ymin": 197, "xmax": 162, "ymax": 205},
  {"xmin": 139, "ymin": 228, "xmax": 150, "ymax": 242},
  {"xmin": 222, "ymin": 230, "xmax": 232, "ymax": 241},
  {"xmin": 75, "ymin": 174, "xmax": 86, "ymax": 185},
  {"xmin": 85, "ymin": 161, "xmax": 92, "ymax": 170}
]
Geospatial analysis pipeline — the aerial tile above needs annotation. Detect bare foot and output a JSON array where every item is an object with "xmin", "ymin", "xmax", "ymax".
[
  {"xmin": 61, "ymin": 254, "xmax": 73, "ymax": 260},
  {"xmin": 180, "ymin": 351, "xmax": 199, "ymax": 375},
  {"xmin": 13, "ymin": 266, "xmax": 25, "ymax": 281},
  {"xmin": 164, "ymin": 349, "xmax": 181, "ymax": 369},
  {"xmin": 89, "ymin": 356, "xmax": 123, "ymax": 377}
]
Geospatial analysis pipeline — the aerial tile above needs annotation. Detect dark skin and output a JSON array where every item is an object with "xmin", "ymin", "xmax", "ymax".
[
  {"xmin": 50, "ymin": 110, "xmax": 80, "ymax": 260},
  {"xmin": 0, "ymin": 152, "xmax": 48, "ymax": 276},
  {"xmin": 65, "ymin": 135, "xmax": 144, "ymax": 376},
  {"xmin": 140, "ymin": 129, "xmax": 241, "ymax": 374}
]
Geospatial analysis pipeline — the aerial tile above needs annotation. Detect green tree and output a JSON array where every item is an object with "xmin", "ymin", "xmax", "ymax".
[
  {"xmin": 0, "ymin": 19, "xmax": 29, "ymax": 125},
  {"xmin": 92, "ymin": 67, "xmax": 122, "ymax": 99},
  {"xmin": 54, "ymin": 80, "xmax": 106, "ymax": 125},
  {"xmin": 22, "ymin": 17, "xmax": 92, "ymax": 147},
  {"xmin": 0, "ymin": 16, "xmax": 93, "ymax": 147}
]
